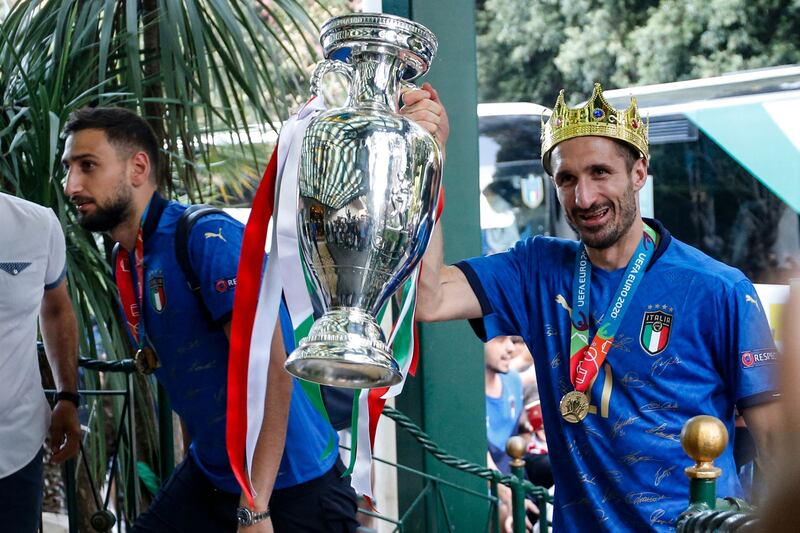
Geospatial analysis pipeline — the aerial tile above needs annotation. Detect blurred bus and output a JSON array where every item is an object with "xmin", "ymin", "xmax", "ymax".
[{"xmin": 477, "ymin": 65, "xmax": 800, "ymax": 284}]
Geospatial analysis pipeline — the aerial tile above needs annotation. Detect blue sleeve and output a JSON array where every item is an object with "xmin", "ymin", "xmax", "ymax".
[
  {"xmin": 721, "ymin": 279, "xmax": 779, "ymax": 409},
  {"xmin": 455, "ymin": 239, "xmax": 534, "ymax": 342},
  {"xmin": 187, "ymin": 214, "xmax": 245, "ymax": 326}
]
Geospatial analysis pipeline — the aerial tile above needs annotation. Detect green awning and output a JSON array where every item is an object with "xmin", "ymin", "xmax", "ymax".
[{"xmin": 685, "ymin": 92, "xmax": 800, "ymax": 213}]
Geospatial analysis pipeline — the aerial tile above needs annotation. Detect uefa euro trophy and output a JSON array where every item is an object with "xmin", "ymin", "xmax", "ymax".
[{"xmin": 283, "ymin": 13, "xmax": 443, "ymax": 388}]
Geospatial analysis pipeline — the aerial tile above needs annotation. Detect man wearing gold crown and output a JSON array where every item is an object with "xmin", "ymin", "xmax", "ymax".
[{"xmin": 409, "ymin": 83, "xmax": 781, "ymax": 530}]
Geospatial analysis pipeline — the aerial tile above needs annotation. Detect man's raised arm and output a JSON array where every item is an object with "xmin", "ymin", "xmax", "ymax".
[
  {"xmin": 415, "ymin": 224, "xmax": 482, "ymax": 322},
  {"xmin": 399, "ymin": 83, "xmax": 483, "ymax": 322}
]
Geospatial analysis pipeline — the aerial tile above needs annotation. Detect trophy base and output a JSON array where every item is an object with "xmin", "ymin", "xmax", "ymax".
[{"xmin": 285, "ymin": 308, "xmax": 403, "ymax": 389}]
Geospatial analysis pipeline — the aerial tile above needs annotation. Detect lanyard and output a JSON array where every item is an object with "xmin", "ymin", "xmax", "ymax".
[
  {"xmin": 115, "ymin": 203, "xmax": 152, "ymax": 350},
  {"xmin": 568, "ymin": 223, "xmax": 658, "ymax": 393},
  {"xmin": 116, "ymin": 228, "xmax": 146, "ymax": 348}
]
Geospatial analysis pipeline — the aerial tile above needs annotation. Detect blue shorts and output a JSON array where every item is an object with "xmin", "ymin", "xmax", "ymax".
[{"xmin": 0, "ymin": 448, "xmax": 43, "ymax": 533}]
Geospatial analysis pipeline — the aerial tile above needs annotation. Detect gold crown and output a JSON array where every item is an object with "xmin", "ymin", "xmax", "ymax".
[{"xmin": 541, "ymin": 82, "xmax": 648, "ymax": 172}]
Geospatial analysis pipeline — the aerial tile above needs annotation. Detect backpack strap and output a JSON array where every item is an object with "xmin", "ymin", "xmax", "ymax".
[{"xmin": 175, "ymin": 204, "xmax": 224, "ymax": 292}]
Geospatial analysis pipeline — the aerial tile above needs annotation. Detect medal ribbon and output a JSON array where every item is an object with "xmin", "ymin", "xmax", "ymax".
[
  {"xmin": 568, "ymin": 223, "xmax": 658, "ymax": 393},
  {"xmin": 116, "ymin": 225, "xmax": 147, "ymax": 349}
]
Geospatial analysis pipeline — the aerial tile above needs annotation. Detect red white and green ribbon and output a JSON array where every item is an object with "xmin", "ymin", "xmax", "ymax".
[
  {"xmin": 226, "ymin": 147, "xmax": 281, "ymax": 507},
  {"xmin": 227, "ymin": 94, "xmax": 441, "ymax": 505}
]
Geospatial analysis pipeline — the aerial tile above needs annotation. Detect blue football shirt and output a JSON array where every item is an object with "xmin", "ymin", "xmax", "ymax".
[
  {"xmin": 129, "ymin": 193, "xmax": 338, "ymax": 492},
  {"xmin": 457, "ymin": 219, "xmax": 777, "ymax": 531}
]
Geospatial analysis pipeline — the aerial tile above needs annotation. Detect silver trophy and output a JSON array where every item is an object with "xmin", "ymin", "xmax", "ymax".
[{"xmin": 284, "ymin": 13, "xmax": 442, "ymax": 388}]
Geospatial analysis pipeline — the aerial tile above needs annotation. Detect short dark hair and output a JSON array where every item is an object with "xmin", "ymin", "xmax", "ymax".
[
  {"xmin": 613, "ymin": 139, "xmax": 642, "ymax": 174},
  {"xmin": 63, "ymin": 107, "xmax": 159, "ymax": 179}
]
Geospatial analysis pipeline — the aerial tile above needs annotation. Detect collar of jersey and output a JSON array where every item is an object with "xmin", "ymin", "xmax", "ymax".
[
  {"xmin": 142, "ymin": 192, "xmax": 169, "ymax": 241},
  {"xmin": 642, "ymin": 217, "xmax": 671, "ymax": 271}
]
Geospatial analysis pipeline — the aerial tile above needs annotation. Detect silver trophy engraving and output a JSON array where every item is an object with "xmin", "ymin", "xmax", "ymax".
[{"xmin": 284, "ymin": 13, "xmax": 442, "ymax": 388}]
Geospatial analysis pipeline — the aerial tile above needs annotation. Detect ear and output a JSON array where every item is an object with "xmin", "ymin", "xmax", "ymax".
[
  {"xmin": 129, "ymin": 150, "xmax": 151, "ymax": 187},
  {"xmin": 630, "ymin": 158, "xmax": 648, "ymax": 192}
]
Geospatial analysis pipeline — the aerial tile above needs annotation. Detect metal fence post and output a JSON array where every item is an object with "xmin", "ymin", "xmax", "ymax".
[
  {"xmin": 507, "ymin": 437, "xmax": 527, "ymax": 533},
  {"xmin": 63, "ymin": 458, "xmax": 79, "ymax": 533}
]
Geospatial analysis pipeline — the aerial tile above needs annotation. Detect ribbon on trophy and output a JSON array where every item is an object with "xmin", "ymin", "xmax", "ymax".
[{"xmin": 227, "ymin": 95, "xmax": 442, "ymax": 505}]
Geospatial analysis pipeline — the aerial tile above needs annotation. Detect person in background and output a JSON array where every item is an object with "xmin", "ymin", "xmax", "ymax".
[
  {"xmin": 0, "ymin": 192, "xmax": 80, "ymax": 533},
  {"xmin": 61, "ymin": 107, "xmax": 358, "ymax": 533},
  {"xmin": 484, "ymin": 335, "xmax": 541, "ymax": 532}
]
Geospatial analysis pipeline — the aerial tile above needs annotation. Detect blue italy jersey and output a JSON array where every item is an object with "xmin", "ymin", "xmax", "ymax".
[
  {"xmin": 126, "ymin": 194, "xmax": 338, "ymax": 493},
  {"xmin": 487, "ymin": 369, "xmax": 523, "ymax": 474},
  {"xmin": 457, "ymin": 219, "xmax": 777, "ymax": 531}
]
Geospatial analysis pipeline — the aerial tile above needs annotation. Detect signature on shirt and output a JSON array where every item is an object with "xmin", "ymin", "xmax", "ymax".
[
  {"xmin": 622, "ymin": 451, "xmax": 659, "ymax": 465},
  {"xmin": 650, "ymin": 509, "xmax": 674, "ymax": 526},
  {"xmin": 654, "ymin": 466, "xmax": 676, "ymax": 486},
  {"xmin": 626, "ymin": 492, "xmax": 666, "ymax": 506},
  {"xmin": 646, "ymin": 423, "xmax": 681, "ymax": 442},
  {"xmin": 639, "ymin": 401, "xmax": 679, "ymax": 412},
  {"xmin": 620, "ymin": 372, "xmax": 653, "ymax": 389},
  {"xmin": 650, "ymin": 356, "xmax": 682, "ymax": 376},
  {"xmin": 612, "ymin": 416, "xmax": 640, "ymax": 439}
]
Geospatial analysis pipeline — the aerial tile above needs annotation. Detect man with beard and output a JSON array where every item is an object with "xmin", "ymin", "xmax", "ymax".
[
  {"xmin": 0, "ymin": 192, "xmax": 80, "ymax": 533},
  {"xmin": 60, "ymin": 107, "xmax": 359, "ymax": 532},
  {"xmin": 415, "ymin": 83, "xmax": 781, "ymax": 530}
]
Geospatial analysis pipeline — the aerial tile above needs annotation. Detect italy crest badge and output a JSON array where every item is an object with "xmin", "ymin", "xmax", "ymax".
[
  {"xmin": 149, "ymin": 273, "xmax": 166, "ymax": 313},
  {"xmin": 640, "ymin": 310, "xmax": 672, "ymax": 355}
]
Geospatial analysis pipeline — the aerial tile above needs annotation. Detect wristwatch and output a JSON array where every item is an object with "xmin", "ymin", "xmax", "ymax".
[
  {"xmin": 237, "ymin": 506, "xmax": 270, "ymax": 527},
  {"xmin": 55, "ymin": 391, "xmax": 80, "ymax": 408}
]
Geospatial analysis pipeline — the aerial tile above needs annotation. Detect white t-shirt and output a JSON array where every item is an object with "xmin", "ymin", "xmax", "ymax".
[{"xmin": 0, "ymin": 193, "xmax": 66, "ymax": 477}]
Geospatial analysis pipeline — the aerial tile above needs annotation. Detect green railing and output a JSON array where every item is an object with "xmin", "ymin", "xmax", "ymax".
[
  {"xmin": 50, "ymin": 358, "xmax": 548, "ymax": 532},
  {"xmin": 364, "ymin": 406, "xmax": 553, "ymax": 533},
  {"xmin": 52, "ymin": 362, "xmax": 760, "ymax": 532},
  {"xmin": 44, "ymin": 356, "xmax": 169, "ymax": 533}
]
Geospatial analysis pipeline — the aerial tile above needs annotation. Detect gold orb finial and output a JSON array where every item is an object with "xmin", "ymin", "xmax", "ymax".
[
  {"xmin": 506, "ymin": 436, "xmax": 527, "ymax": 467},
  {"xmin": 681, "ymin": 415, "xmax": 728, "ymax": 479}
]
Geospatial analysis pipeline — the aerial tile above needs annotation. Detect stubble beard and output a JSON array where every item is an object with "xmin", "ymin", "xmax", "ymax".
[
  {"xmin": 76, "ymin": 183, "xmax": 133, "ymax": 233},
  {"xmin": 567, "ymin": 179, "xmax": 639, "ymax": 250}
]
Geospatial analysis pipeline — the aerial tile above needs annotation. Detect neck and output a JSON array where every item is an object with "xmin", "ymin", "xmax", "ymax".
[
  {"xmin": 485, "ymin": 370, "xmax": 502, "ymax": 397},
  {"xmin": 585, "ymin": 217, "xmax": 645, "ymax": 271},
  {"xmin": 110, "ymin": 190, "xmax": 155, "ymax": 251}
]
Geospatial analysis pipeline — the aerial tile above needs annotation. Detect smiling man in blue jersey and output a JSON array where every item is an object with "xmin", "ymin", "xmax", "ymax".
[
  {"xmin": 61, "ymin": 107, "xmax": 359, "ymax": 532},
  {"xmin": 414, "ymin": 83, "xmax": 782, "ymax": 531}
]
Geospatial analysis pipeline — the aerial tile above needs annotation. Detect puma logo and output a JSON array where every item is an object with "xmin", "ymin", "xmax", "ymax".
[
  {"xmin": 204, "ymin": 227, "xmax": 227, "ymax": 242},
  {"xmin": 745, "ymin": 294, "xmax": 759, "ymax": 310},
  {"xmin": 555, "ymin": 294, "xmax": 573, "ymax": 316}
]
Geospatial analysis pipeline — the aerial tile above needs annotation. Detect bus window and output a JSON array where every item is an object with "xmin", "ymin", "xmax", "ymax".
[{"xmin": 478, "ymin": 105, "xmax": 555, "ymax": 255}]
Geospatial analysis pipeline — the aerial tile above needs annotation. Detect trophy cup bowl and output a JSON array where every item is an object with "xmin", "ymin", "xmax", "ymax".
[{"xmin": 284, "ymin": 13, "xmax": 442, "ymax": 388}]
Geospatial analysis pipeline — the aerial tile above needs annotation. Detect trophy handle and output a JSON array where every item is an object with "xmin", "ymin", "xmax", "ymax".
[{"xmin": 310, "ymin": 59, "xmax": 354, "ymax": 97}]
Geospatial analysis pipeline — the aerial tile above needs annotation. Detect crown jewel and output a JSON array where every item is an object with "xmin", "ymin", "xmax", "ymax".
[{"xmin": 541, "ymin": 83, "xmax": 649, "ymax": 172}]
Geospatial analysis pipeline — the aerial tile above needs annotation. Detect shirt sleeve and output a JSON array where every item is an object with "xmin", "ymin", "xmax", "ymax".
[
  {"xmin": 455, "ymin": 239, "xmax": 533, "ymax": 342},
  {"xmin": 721, "ymin": 279, "xmax": 779, "ymax": 410},
  {"xmin": 187, "ymin": 214, "xmax": 245, "ymax": 326},
  {"xmin": 44, "ymin": 210, "xmax": 67, "ymax": 290}
]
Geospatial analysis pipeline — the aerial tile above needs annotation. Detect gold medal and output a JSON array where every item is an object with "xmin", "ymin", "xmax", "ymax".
[
  {"xmin": 560, "ymin": 390, "xmax": 589, "ymax": 423},
  {"xmin": 134, "ymin": 346, "xmax": 160, "ymax": 375}
]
